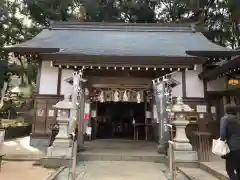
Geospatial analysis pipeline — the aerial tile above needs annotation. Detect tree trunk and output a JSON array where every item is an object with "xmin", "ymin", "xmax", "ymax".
[{"xmin": 0, "ymin": 82, "xmax": 8, "ymax": 109}]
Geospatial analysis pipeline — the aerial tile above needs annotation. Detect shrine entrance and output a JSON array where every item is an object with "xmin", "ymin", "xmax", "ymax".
[{"xmin": 96, "ymin": 102, "xmax": 145, "ymax": 139}]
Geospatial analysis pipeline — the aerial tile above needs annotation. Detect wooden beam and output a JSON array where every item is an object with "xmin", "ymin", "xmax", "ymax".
[
  {"xmin": 57, "ymin": 68, "xmax": 62, "ymax": 95},
  {"xmin": 47, "ymin": 54, "xmax": 203, "ymax": 67},
  {"xmin": 36, "ymin": 60, "xmax": 42, "ymax": 94},
  {"xmin": 182, "ymin": 71, "xmax": 186, "ymax": 97}
]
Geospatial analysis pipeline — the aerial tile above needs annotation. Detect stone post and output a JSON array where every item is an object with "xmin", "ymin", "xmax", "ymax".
[
  {"xmin": 68, "ymin": 71, "xmax": 87, "ymax": 151},
  {"xmin": 77, "ymin": 84, "xmax": 85, "ymax": 151},
  {"xmin": 171, "ymin": 97, "xmax": 198, "ymax": 163},
  {"xmin": 69, "ymin": 72, "xmax": 81, "ymax": 135},
  {"xmin": 153, "ymin": 82, "xmax": 164, "ymax": 152}
]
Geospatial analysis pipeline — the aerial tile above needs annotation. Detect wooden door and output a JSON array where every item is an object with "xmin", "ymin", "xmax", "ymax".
[{"xmin": 32, "ymin": 95, "xmax": 63, "ymax": 137}]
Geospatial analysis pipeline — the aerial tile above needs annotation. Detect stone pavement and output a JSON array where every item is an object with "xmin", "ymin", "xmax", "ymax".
[
  {"xmin": 0, "ymin": 161, "xmax": 54, "ymax": 180},
  {"xmin": 56, "ymin": 161, "xmax": 168, "ymax": 180},
  {"xmin": 2, "ymin": 136, "xmax": 45, "ymax": 160}
]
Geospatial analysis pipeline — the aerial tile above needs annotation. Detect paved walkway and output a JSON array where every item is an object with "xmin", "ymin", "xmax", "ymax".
[
  {"xmin": 0, "ymin": 161, "xmax": 54, "ymax": 180},
  {"xmin": 2, "ymin": 136, "xmax": 45, "ymax": 160},
  {"xmin": 56, "ymin": 161, "xmax": 168, "ymax": 180}
]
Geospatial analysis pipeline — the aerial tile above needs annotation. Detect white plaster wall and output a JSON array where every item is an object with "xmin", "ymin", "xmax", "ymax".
[
  {"xmin": 39, "ymin": 61, "xmax": 58, "ymax": 94},
  {"xmin": 171, "ymin": 72, "xmax": 183, "ymax": 97},
  {"xmin": 60, "ymin": 69, "xmax": 74, "ymax": 97},
  {"xmin": 207, "ymin": 77, "xmax": 227, "ymax": 91},
  {"xmin": 185, "ymin": 66, "xmax": 204, "ymax": 98}
]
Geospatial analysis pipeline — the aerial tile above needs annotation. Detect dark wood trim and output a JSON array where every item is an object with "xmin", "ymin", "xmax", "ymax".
[
  {"xmin": 36, "ymin": 60, "xmax": 42, "ymax": 94},
  {"xmin": 207, "ymin": 87, "xmax": 240, "ymax": 96},
  {"xmin": 34, "ymin": 94, "xmax": 63, "ymax": 99},
  {"xmin": 186, "ymin": 50, "xmax": 240, "ymax": 57},
  {"xmin": 173, "ymin": 97, "xmax": 206, "ymax": 102},
  {"xmin": 203, "ymin": 80, "xmax": 207, "ymax": 98},
  {"xmin": 44, "ymin": 54, "xmax": 205, "ymax": 67},
  {"xmin": 182, "ymin": 71, "xmax": 186, "ymax": 97},
  {"xmin": 183, "ymin": 97, "xmax": 206, "ymax": 102},
  {"xmin": 57, "ymin": 68, "xmax": 62, "ymax": 95},
  {"xmin": 5, "ymin": 47, "xmax": 59, "ymax": 53}
]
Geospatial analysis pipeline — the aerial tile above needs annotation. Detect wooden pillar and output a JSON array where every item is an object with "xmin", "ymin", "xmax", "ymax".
[{"xmin": 144, "ymin": 91, "xmax": 148, "ymax": 141}]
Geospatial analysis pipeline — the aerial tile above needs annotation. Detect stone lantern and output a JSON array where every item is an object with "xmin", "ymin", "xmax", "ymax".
[
  {"xmin": 47, "ymin": 95, "xmax": 73, "ymax": 158},
  {"xmin": 171, "ymin": 97, "xmax": 198, "ymax": 162}
]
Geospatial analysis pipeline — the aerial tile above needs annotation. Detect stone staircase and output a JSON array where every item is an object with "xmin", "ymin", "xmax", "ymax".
[
  {"xmin": 78, "ymin": 139, "xmax": 167, "ymax": 163},
  {"xmin": 178, "ymin": 161, "xmax": 228, "ymax": 180},
  {"xmin": 40, "ymin": 139, "xmax": 168, "ymax": 168},
  {"xmin": 78, "ymin": 151, "xmax": 166, "ymax": 163}
]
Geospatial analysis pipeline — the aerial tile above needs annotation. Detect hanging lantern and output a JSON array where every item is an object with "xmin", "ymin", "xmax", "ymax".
[
  {"xmin": 123, "ymin": 90, "xmax": 128, "ymax": 102},
  {"xmin": 136, "ymin": 91, "xmax": 141, "ymax": 103},
  {"xmin": 84, "ymin": 88, "xmax": 89, "ymax": 96},
  {"xmin": 113, "ymin": 90, "xmax": 120, "ymax": 102},
  {"xmin": 98, "ymin": 91, "xmax": 104, "ymax": 103},
  {"xmin": 228, "ymin": 79, "xmax": 239, "ymax": 85}
]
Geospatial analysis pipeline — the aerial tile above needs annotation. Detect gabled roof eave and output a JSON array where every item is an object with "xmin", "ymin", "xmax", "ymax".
[{"xmin": 199, "ymin": 56, "xmax": 240, "ymax": 80}]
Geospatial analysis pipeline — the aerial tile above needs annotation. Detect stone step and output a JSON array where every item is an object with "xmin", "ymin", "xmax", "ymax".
[
  {"xmin": 3, "ymin": 156, "xmax": 41, "ymax": 162},
  {"xmin": 40, "ymin": 154, "xmax": 166, "ymax": 168},
  {"xmin": 199, "ymin": 162, "xmax": 228, "ymax": 180},
  {"xmin": 174, "ymin": 172, "xmax": 189, "ymax": 180},
  {"xmin": 178, "ymin": 167, "xmax": 220, "ymax": 180},
  {"xmin": 77, "ymin": 153, "xmax": 166, "ymax": 163}
]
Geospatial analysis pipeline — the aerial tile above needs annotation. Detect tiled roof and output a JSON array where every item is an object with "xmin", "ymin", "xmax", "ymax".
[{"xmin": 6, "ymin": 22, "xmax": 238, "ymax": 57}]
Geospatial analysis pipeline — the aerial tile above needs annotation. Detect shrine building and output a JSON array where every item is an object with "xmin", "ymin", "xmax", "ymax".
[{"xmin": 5, "ymin": 21, "xmax": 240, "ymax": 146}]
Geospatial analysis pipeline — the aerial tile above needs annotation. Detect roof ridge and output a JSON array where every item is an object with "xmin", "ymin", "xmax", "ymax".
[{"xmin": 49, "ymin": 21, "xmax": 194, "ymax": 32}]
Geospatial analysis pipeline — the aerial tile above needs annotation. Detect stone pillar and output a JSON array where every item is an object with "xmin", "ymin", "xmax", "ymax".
[
  {"xmin": 69, "ymin": 72, "xmax": 81, "ymax": 135},
  {"xmin": 67, "ymin": 71, "xmax": 87, "ymax": 151},
  {"xmin": 77, "ymin": 85, "xmax": 85, "ymax": 151},
  {"xmin": 171, "ymin": 97, "xmax": 198, "ymax": 162},
  {"xmin": 153, "ymin": 82, "xmax": 164, "ymax": 152}
]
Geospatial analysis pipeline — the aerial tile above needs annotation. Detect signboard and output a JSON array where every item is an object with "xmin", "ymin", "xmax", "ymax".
[
  {"xmin": 228, "ymin": 79, "xmax": 239, "ymax": 85},
  {"xmin": 86, "ymin": 127, "xmax": 92, "ymax": 135},
  {"xmin": 84, "ymin": 103, "xmax": 90, "ymax": 120},
  {"xmin": 84, "ymin": 114, "xmax": 89, "ymax": 120},
  {"xmin": 91, "ymin": 110, "xmax": 96, "ymax": 118},
  {"xmin": 196, "ymin": 105, "xmax": 207, "ymax": 113}
]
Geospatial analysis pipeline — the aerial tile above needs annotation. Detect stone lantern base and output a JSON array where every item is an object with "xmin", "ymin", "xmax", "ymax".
[
  {"xmin": 47, "ymin": 139, "xmax": 72, "ymax": 157},
  {"xmin": 172, "ymin": 120, "xmax": 198, "ymax": 163},
  {"xmin": 170, "ymin": 97, "xmax": 198, "ymax": 164},
  {"xmin": 41, "ymin": 138, "xmax": 72, "ymax": 168},
  {"xmin": 47, "ymin": 120, "xmax": 72, "ymax": 158},
  {"xmin": 41, "ymin": 118, "xmax": 73, "ymax": 168},
  {"xmin": 173, "ymin": 150, "xmax": 198, "ymax": 162}
]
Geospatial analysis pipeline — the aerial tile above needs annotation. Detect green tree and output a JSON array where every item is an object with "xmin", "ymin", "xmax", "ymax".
[
  {"xmin": 24, "ymin": 0, "xmax": 157, "ymax": 23},
  {"xmin": 24, "ymin": 0, "xmax": 213, "ymax": 24},
  {"xmin": 0, "ymin": 0, "xmax": 40, "ymax": 109},
  {"xmin": 196, "ymin": 0, "xmax": 240, "ymax": 49}
]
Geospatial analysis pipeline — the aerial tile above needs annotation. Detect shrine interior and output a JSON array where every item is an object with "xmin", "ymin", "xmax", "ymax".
[{"xmin": 94, "ymin": 102, "xmax": 145, "ymax": 140}]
